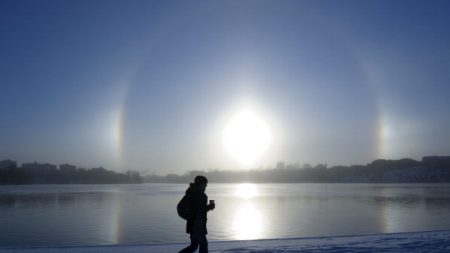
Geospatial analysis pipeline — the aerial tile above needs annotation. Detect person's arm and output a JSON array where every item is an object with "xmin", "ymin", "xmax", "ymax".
[
  {"xmin": 206, "ymin": 197, "xmax": 215, "ymax": 211},
  {"xmin": 200, "ymin": 194, "xmax": 214, "ymax": 212}
]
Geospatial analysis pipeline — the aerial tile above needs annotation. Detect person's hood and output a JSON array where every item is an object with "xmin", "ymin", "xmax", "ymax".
[{"xmin": 186, "ymin": 183, "xmax": 203, "ymax": 195}]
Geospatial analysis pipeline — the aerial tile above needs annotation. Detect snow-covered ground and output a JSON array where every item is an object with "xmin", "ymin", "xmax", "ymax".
[{"xmin": 1, "ymin": 230, "xmax": 450, "ymax": 253}]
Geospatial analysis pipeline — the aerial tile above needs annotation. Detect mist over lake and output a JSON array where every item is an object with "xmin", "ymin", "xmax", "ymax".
[{"xmin": 1, "ymin": 183, "xmax": 450, "ymax": 247}]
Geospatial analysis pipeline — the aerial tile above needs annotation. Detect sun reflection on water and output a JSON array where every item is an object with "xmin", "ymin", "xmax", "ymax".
[
  {"xmin": 232, "ymin": 202, "xmax": 265, "ymax": 240},
  {"xmin": 234, "ymin": 183, "xmax": 258, "ymax": 199},
  {"xmin": 231, "ymin": 184, "xmax": 266, "ymax": 240}
]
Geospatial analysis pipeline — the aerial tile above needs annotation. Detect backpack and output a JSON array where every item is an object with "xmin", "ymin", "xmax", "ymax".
[{"xmin": 177, "ymin": 194, "xmax": 191, "ymax": 220}]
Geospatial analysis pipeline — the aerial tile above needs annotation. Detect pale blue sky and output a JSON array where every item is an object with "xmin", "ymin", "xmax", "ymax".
[{"xmin": 1, "ymin": 0, "xmax": 450, "ymax": 173}]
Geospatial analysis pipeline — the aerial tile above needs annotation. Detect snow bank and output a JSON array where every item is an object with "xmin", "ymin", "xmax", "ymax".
[{"xmin": 1, "ymin": 230, "xmax": 450, "ymax": 253}]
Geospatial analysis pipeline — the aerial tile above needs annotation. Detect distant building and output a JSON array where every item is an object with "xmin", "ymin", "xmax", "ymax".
[
  {"xmin": 59, "ymin": 164, "xmax": 77, "ymax": 174},
  {"xmin": 276, "ymin": 162, "xmax": 285, "ymax": 170},
  {"xmin": 0, "ymin": 159, "xmax": 16, "ymax": 170},
  {"xmin": 287, "ymin": 163, "xmax": 301, "ymax": 170},
  {"xmin": 22, "ymin": 162, "xmax": 58, "ymax": 175}
]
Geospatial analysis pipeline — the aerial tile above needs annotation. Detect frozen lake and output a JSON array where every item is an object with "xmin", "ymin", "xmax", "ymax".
[{"xmin": 1, "ymin": 183, "xmax": 450, "ymax": 246}]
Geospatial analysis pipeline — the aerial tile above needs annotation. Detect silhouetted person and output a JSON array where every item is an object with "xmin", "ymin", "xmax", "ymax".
[{"xmin": 179, "ymin": 175, "xmax": 215, "ymax": 253}]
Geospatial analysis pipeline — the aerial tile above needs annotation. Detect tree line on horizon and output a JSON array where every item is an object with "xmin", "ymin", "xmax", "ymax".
[
  {"xmin": 144, "ymin": 156, "xmax": 450, "ymax": 183},
  {"xmin": 0, "ymin": 160, "xmax": 142, "ymax": 184}
]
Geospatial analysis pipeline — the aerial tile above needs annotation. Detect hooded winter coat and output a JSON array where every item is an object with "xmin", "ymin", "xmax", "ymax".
[{"xmin": 185, "ymin": 183, "xmax": 211, "ymax": 234}]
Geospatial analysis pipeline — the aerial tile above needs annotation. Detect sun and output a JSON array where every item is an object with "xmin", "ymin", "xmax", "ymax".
[{"xmin": 222, "ymin": 110, "xmax": 272, "ymax": 165}]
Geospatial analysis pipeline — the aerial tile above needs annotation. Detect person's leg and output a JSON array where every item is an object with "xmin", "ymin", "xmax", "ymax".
[
  {"xmin": 199, "ymin": 235, "xmax": 208, "ymax": 253},
  {"xmin": 179, "ymin": 243, "xmax": 198, "ymax": 253},
  {"xmin": 179, "ymin": 235, "xmax": 199, "ymax": 253}
]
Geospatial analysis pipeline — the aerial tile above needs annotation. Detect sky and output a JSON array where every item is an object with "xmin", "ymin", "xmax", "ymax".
[{"xmin": 1, "ymin": 0, "xmax": 450, "ymax": 174}]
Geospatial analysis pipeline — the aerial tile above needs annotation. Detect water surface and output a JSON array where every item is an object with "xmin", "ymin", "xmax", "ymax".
[{"xmin": 1, "ymin": 183, "xmax": 450, "ymax": 246}]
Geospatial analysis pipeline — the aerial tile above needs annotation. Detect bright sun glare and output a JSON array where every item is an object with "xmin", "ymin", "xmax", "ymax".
[
  {"xmin": 235, "ymin": 183, "xmax": 258, "ymax": 199},
  {"xmin": 222, "ymin": 110, "xmax": 272, "ymax": 165}
]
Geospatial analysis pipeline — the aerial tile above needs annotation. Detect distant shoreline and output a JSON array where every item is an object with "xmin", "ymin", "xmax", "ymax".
[
  {"xmin": 145, "ymin": 156, "xmax": 450, "ymax": 184},
  {"xmin": 2, "ymin": 156, "xmax": 450, "ymax": 185},
  {"xmin": 0, "ymin": 160, "xmax": 142, "ymax": 185}
]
